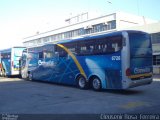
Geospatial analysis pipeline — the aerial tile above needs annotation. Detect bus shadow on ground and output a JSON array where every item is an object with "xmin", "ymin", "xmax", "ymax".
[
  {"xmin": 101, "ymin": 89, "xmax": 144, "ymax": 95},
  {"xmin": 0, "ymin": 75, "xmax": 21, "ymax": 78},
  {"xmin": 102, "ymin": 81, "xmax": 159, "ymax": 95},
  {"xmin": 26, "ymin": 78, "xmax": 160, "ymax": 94},
  {"xmin": 28, "ymin": 79, "xmax": 145, "ymax": 95},
  {"xmin": 1, "ymin": 77, "xmax": 158, "ymax": 96}
]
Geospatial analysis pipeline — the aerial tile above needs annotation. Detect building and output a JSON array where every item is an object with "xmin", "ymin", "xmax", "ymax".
[{"xmin": 23, "ymin": 11, "xmax": 156, "ymax": 48}]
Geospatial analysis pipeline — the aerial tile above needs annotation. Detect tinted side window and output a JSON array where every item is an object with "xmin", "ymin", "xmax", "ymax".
[
  {"xmin": 77, "ymin": 36, "xmax": 122, "ymax": 56},
  {"xmin": 129, "ymin": 33, "xmax": 151, "ymax": 48},
  {"xmin": 55, "ymin": 45, "xmax": 67, "ymax": 57},
  {"xmin": 108, "ymin": 36, "xmax": 122, "ymax": 52},
  {"xmin": 64, "ymin": 42, "xmax": 77, "ymax": 55},
  {"xmin": 77, "ymin": 40, "xmax": 91, "ymax": 55},
  {"xmin": 44, "ymin": 51, "xmax": 54, "ymax": 58},
  {"xmin": 39, "ymin": 52, "xmax": 43, "ymax": 59},
  {"xmin": 1, "ymin": 53, "xmax": 11, "ymax": 59},
  {"xmin": 54, "ymin": 36, "xmax": 122, "ymax": 57}
]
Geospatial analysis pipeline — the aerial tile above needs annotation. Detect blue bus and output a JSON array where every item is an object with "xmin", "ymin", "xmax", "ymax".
[
  {"xmin": 0, "ymin": 47, "xmax": 26, "ymax": 77},
  {"xmin": 20, "ymin": 49, "xmax": 39, "ymax": 79},
  {"xmin": 21, "ymin": 30, "xmax": 153, "ymax": 90}
]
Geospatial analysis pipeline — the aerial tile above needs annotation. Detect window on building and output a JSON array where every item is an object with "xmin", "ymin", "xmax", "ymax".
[
  {"xmin": 24, "ymin": 42, "xmax": 29, "ymax": 47},
  {"xmin": 93, "ymin": 24, "xmax": 102, "ymax": 33},
  {"xmin": 85, "ymin": 29, "xmax": 92, "ymax": 34},
  {"xmin": 51, "ymin": 35, "xmax": 56, "ymax": 41},
  {"xmin": 78, "ymin": 28, "xmax": 84, "ymax": 35},
  {"xmin": 29, "ymin": 40, "xmax": 36, "ymax": 46},
  {"xmin": 43, "ymin": 37, "xmax": 50, "ymax": 43},
  {"xmin": 153, "ymin": 55, "xmax": 160, "ymax": 65},
  {"xmin": 72, "ymin": 29, "xmax": 79, "ymax": 37},
  {"xmin": 37, "ymin": 39, "xmax": 42, "ymax": 44},
  {"xmin": 62, "ymin": 33, "xmax": 65, "ymax": 39},
  {"xmin": 25, "ymin": 20, "xmax": 117, "ymax": 47},
  {"xmin": 110, "ymin": 20, "xmax": 116, "ymax": 29},
  {"xmin": 151, "ymin": 32, "xmax": 160, "ymax": 44}
]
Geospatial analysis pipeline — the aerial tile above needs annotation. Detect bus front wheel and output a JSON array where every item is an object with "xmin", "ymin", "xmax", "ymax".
[
  {"xmin": 77, "ymin": 75, "xmax": 88, "ymax": 89},
  {"xmin": 91, "ymin": 77, "xmax": 102, "ymax": 91}
]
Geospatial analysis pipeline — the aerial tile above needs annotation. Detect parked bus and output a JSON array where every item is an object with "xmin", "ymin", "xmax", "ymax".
[
  {"xmin": 20, "ymin": 30, "xmax": 153, "ymax": 90},
  {"xmin": 20, "ymin": 49, "xmax": 39, "ymax": 79},
  {"xmin": 0, "ymin": 47, "xmax": 26, "ymax": 77}
]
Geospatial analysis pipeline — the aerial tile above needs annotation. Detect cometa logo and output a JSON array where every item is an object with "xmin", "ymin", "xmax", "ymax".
[
  {"xmin": 38, "ymin": 60, "xmax": 55, "ymax": 67},
  {"xmin": 134, "ymin": 67, "xmax": 151, "ymax": 74}
]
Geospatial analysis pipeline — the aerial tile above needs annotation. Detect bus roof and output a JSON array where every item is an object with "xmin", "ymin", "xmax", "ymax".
[
  {"xmin": 0, "ymin": 48, "xmax": 11, "ymax": 53},
  {"xmin": 0, "ymin": 47, "xmax": 26, "ymax": 53}
]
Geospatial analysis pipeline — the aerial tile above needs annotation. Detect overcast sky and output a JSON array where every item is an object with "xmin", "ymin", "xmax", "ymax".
[{"xmin": 0, "ymin": 0, "xmax": 160, "ymax": 49}]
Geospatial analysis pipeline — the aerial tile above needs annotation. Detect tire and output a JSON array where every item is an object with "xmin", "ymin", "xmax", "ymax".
[
  {"xmin": 77, "ymin": 75, "xmax": 88, "ymax": 89},
  {"xmin": 91, "ymin": 77, "xmax": 102, "ymax": 91}
]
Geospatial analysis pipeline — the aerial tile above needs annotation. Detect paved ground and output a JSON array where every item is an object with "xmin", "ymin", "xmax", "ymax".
[{"xmin": 0, "ymin": 76, "xmax": 160, "ymax": 115}]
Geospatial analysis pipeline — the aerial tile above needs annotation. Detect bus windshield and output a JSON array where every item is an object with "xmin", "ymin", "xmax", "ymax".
[
  {"xmin": 14, "ymin": 50, "xmax": 23, "ymax": 57},
  {"xmin": 128, "ymin": 32, "xmax": 152, "ymax": 76},
  {"xmin": 28, "ymin": 52, "xmax": 39, "ymax": 59},
  {"xmin": 129, "ymin": 32, "xmax": 151, "ymax": 49}
]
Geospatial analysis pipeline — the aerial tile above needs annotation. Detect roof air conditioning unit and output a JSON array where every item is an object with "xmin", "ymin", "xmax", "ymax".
[
  {"xmin": 104, "ymin": 22, "xmax": 108, "ymax": 25},
  {"xmin": 84, "ymin": 25, "xmax": 93, "ymax": 29}
]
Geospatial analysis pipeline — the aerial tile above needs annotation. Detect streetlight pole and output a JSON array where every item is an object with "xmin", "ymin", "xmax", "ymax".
[
  {"xmin": 107, "ymin": 1, "xmax": 112, "ymax": 4},
  {"xmin": 106, "ymin": 1, "xmax": 114, "ymax": 14},
  {"xmin": 137, "ymin": 0, "xmax": 140, "ymax": 16}
]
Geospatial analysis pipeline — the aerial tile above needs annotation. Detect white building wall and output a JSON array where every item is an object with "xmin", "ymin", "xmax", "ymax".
[
  {"xmin": 23, "ymin": 11, "xmax": 157, "ymax": 48},
  {"xmin": 24, "ymin": 13, "xmax": 116, "ymax": 43},
  {"xmin": 116, "ymin": 11, "xmax": 157, "ymax": 30}
]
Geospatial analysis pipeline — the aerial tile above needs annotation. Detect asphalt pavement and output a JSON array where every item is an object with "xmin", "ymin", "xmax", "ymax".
[{"xmin": 0, "ymin": 76, "xmax": 160, "ymax": 114}]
